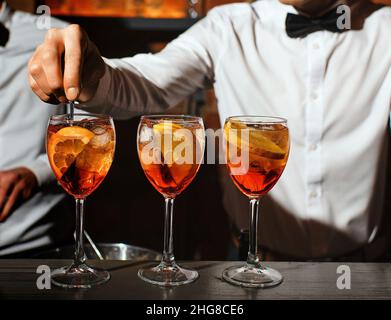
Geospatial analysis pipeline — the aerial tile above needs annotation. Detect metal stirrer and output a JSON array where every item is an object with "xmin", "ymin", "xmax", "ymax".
[
  {"xmin": 68, "ymin": 101, "xmax": 75, "ymax": 120},
  {"xmin": 84, "ymin": 230, "xmax": 105, "ymax": 261},
  {"xmin": 73, "ymin": 230, "xmax": 105, "ymax": 261}
]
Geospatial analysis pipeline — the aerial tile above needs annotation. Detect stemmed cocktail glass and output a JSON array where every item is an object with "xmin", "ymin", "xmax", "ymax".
[
  {"xmin": 223, "ymin": 116, "xmax": 290, "ymax": 288},
  {"xmin": 47, "ymin": 114, "xmax": 116, "ymax": 288},
  {"xmin": 137, "ymin": 115, "xmax": 205, "ymax": 286}
]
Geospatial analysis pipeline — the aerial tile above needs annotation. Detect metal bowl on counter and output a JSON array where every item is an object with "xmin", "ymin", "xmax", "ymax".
[{"xmin": 34, "ymin": 243, "xmax": 161, "ymax": 261}]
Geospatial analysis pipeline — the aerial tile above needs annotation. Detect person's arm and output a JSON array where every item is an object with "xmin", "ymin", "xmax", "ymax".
[
  {"xmin": 28, "ymin": 8, "xmax": 226, "ymax": 116},
  {"xmin": 0, "ymin": 154, "xmax": 55, "ymax": 222},
  {"xmin": 23, "ymin": 153, "xmax": 56, "ymax": 187},
  {"xmin": 84, "ymin": 12, "xmax": 225, "ymax": 117}
]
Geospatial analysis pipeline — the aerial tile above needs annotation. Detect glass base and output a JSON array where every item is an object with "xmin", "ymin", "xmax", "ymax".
[
  {"xmin": 138, "ymin": 262, "xmax": 199, "ymax": 287},
  {"xmin": 51, "ymin": 263, "xmax": 110, "ymax": 289},
  {"xmin": 222, "ymin": 264, "xmax": 283, "ymax": 288}
]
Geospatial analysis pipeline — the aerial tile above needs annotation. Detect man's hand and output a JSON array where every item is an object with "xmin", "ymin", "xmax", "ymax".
[
  {"xmin": 28, "ymin": 24, "xmax": 106, "ymax": 104},
  {"xmin": 0, "ymin": 168, "xmax": 38, "ymax": 222}
]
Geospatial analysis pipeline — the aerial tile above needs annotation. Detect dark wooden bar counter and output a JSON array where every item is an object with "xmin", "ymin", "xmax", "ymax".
[{"xmin": 1, "ymin": 260, "xmax": 391, "ymax": 300}]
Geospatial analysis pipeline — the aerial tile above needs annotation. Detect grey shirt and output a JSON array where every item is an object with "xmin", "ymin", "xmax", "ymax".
[{"xmin": 0, "ymin": 3, "xmax": 68, "ymax": 255}]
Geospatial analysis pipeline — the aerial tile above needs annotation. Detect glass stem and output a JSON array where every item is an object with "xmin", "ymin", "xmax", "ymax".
[
  {"xmin": 74, "ymin": 198, "xmax": 86, "ymax": 266},
  {"xmin": 162, "ymin": 197, "xmax": 175, "ymax": 266},
  {"xmin": 247, "ymin": 198, "xmax": 261, "ymax": 267}
]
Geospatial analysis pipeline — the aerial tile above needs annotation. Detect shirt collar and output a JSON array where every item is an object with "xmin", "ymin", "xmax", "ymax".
[{"xmin": 254, "ymin": 0, "xmax": 298, "ymax": 33}]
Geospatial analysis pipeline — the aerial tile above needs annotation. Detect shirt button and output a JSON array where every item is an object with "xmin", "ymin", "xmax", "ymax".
[
  {"xmin": 312, "ymin": 93, "xmax": 319, "ymax": 100},
  {"xmin": 309, "ymin": 143, "xmax": 318, "ymax": 151},
  {"xmin": 309, "ymin": 191, "xmax": 319, "ymax": 199},
  {"xmin": 313, "ymin": 43, "xmax": 320, "ymax": 50}
]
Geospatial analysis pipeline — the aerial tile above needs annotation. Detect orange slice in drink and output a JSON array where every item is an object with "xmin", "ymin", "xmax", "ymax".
[
  {"xmin": 48, "ymin": 126, "xmax": 94, "ymax": 179},
  {"xmin": 153, "ymin": 122, "xmax": 182, "ymax": 134},
  {"xmin": 153, "ymin": 122, "xmax": 184, "ymax": 166},
  {"xmin": 225, "ymin": 121, "xmax": 286, "ymax": 160},
  {"xmin": 152, "ymin": 121, "xmax": 201, "ymax": 185}
]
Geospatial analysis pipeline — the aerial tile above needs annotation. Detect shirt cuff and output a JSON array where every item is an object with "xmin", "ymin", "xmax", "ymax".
[{"xmin": 23, "ymin": 156, "xmax": 55, "ymax": 187}]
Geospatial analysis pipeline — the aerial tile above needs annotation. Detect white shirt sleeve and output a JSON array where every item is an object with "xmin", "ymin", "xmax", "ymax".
[
  {"xmin": 84, "ymin": 8, "xmax": 226, "ymax": 118},
  {"xmin": 23, "ymin": 154, "xmax": 55, "ymax": 187}
]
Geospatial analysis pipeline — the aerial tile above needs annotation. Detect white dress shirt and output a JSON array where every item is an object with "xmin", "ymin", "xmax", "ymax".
[
  {"xmin": 0, "ymin": 4, "xmax": 68, "ymax": 255},
  {"xmin": 85, "ymin": 0, "xmax": 391, "ymax": 258}
]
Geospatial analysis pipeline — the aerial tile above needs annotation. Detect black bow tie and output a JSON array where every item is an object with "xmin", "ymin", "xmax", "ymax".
[
  {"xmin": 286, "ymin": 9, "xmax": 344, "ymax": 38},
  {"xmin": 0, "ymin": 22, "xmax": 9, "ymax": 46}
]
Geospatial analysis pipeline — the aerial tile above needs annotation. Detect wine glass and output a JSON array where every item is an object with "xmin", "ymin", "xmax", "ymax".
[
  {"xmin": 46, "ymin": 113, "xmax": 116, "ymax": 288},
  {"xmin": 137, "ymin": 115, "xmax": 205, "ymax": 286},
  {"xmin": 223, "ymin": 116, "xmax": 290, "ymax": 288}
]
